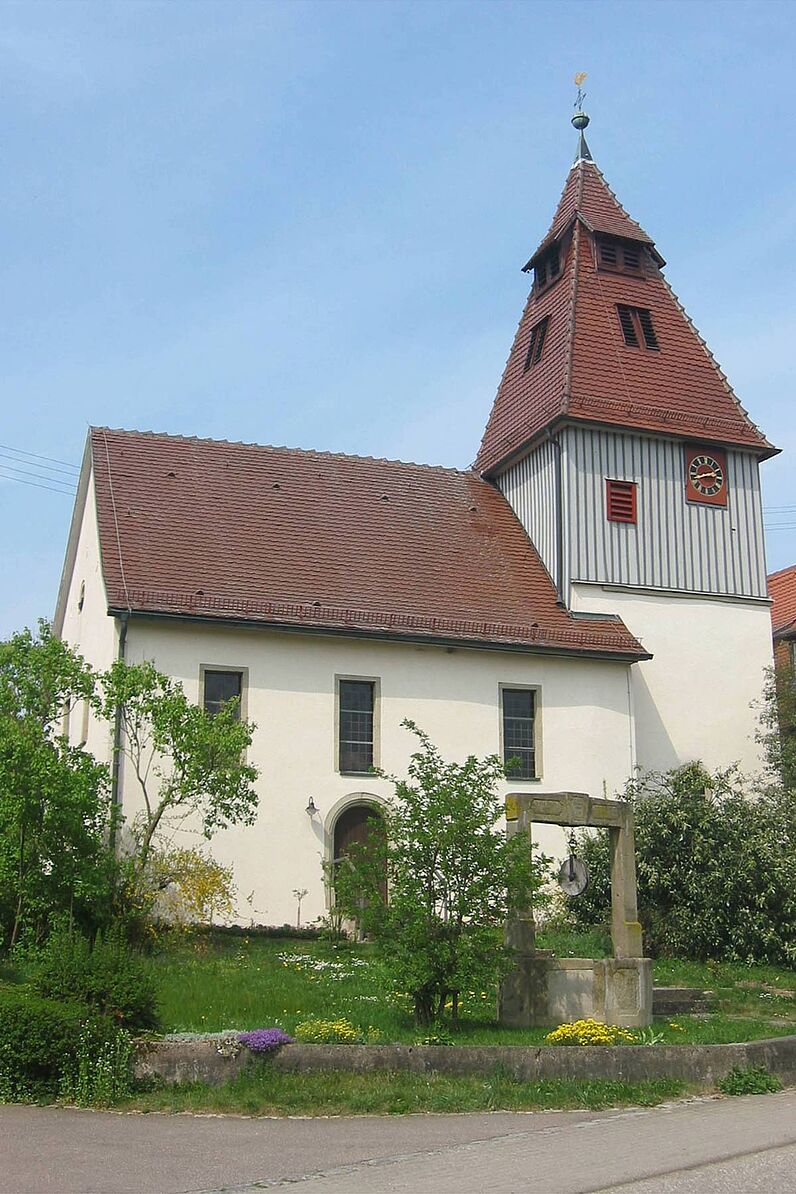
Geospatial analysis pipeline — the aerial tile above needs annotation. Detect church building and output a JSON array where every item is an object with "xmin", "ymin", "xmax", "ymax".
[{"xmin": 54, "ymin": 111, "xmax": 777, "ymax": 926}]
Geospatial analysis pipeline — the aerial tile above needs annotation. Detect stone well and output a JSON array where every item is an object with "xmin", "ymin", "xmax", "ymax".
[{"xmin": 498, "ymin": 791, "xmax": 652, "ymax": 1028}]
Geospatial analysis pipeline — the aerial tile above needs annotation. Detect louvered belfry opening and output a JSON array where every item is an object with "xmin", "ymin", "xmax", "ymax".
[
  {"xmin": 606, "ymin": 479, "xmax": 637, "ymax": 524},
  {"xmin": 617, "ymin": 304, "xmax": 658, "ymax": 350},
  {"xmin": 523, "ymin": 315, "xmax": 550, "ymax": 372},
  {"xmin": 597, "ymin": 237, "xmax": 642, "ymax": 274}
]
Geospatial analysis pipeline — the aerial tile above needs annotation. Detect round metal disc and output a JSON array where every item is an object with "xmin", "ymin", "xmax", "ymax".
[{"xmin": 558, "ymin": 856, "xmax": 590, "ymax": 898}]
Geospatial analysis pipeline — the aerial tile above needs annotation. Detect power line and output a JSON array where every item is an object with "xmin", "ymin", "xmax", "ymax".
[
  {"xmin": 0, "ymin": 460, "xmax": 76, "ymax": 490},
  {"xmin": 0, "ymin": 469, "xmax": 76, "ymax": 497},
  {"xmin": 0, "ymin": 449, "xmax": 79, "ymax": 479},
  {"xmin": 0, "ymin": 443, "xmax": 79, "ymax": 472}
]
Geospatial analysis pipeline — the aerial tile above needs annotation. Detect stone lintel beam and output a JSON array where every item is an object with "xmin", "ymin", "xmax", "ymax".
[{"xmin": 505, "ymin": 791, "xmax": 629, "ymax": 829}]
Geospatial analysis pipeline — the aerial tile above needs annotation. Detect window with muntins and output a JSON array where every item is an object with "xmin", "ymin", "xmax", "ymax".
[
  {"xmin": 617, "ymin": 305, "xmax": 658, "ymax": 350},
  {"xmin": 339, "ymin": 680, "xmax": 375, "ymax": 773},
  {"xmin": 523, "ymin": 316, "xmax": 550, "ymax": 371},
  {"xmin": 203, "ymin": 670, "xmax": 243, "ymax": 719},
  {"xmin": 502, "ymin": 689, "xmax": 536, "ymax": 779}
]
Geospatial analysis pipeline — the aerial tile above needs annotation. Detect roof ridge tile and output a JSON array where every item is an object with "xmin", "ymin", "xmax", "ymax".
[{"xmin": 91, "ymin": 427, "xmax": 473, "ymax": 478}]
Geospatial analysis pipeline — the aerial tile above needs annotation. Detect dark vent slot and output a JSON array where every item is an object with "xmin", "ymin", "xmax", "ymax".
[
  {"xmin": 599, "ymin": 240, "xmax": 618, "ymax": 266},
  {"xmin": 548, "ymin": 247, "xmax": 560, "ymax": 278},
  {"xmin": 617, "ymin": 305, "xmax": 639, "ymax": 346},
  {"xmin": 536, "ymin": 260, "xmax": 547, "ymax": 288},
  {"xmin": 623, "ymin": 244, "xmax": 641, "ymax": 270},
  {"xmin": 606, "ymin": 479, "xmax": 637, "ymax": 524},
  {"xmin": 638, "ymin": 308, "xmax": 658, "ymax": 349},
  {"xmin": 523, "ymin": 316, "xmax": 550, "ymax": 372}
]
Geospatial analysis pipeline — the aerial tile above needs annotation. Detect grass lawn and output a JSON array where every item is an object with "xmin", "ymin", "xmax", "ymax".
[
  {"xmin": 124, "ymin": 1069, "xmax": 689, "ymax": 1116},
  {"xmin": 149, "ymin": 930, "xmax": 796, "ymax": 1047}
]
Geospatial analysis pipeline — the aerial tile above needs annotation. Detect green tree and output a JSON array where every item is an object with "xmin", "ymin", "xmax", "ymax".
[
  {"xmin": 0, "ymin": 625, "xmax": 114, "ymax": 948},
  {"xmin": 99, "ymin": 660, "xmax": 259, "ymax": 876},
  {"xmin": 333, "ymin": 721, "xmax": 549, "ymax": 1025},
  {"xmin": 757, "ymin": 662, "xmax": 796, "ymax": 792},
  {"xmin": 570, "ymin": 762, "xmax": 796, "ymax": 965}
]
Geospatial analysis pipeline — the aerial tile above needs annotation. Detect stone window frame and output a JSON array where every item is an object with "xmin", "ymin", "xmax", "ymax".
[
  {"xmin": 334, "ymin": 674, "xmax": 381, "ymax": 776},
  {"xmin": 498, "ymin": 683, "xmax": 543, "ymax": 782}
]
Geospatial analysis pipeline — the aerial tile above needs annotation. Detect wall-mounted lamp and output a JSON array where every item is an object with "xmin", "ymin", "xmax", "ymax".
[{"xmin": 305, "ymin": 796, "xmax": 318, "ymax": 817}]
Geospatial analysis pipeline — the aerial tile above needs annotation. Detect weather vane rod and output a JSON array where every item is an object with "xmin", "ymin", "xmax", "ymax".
[
  {"xmin": 572, "ymin": 71, "xmax": 589, "ymax": 131},
  {"xmin": 571, "ymin": 72, "xmax": 592, "ymax": 161}
]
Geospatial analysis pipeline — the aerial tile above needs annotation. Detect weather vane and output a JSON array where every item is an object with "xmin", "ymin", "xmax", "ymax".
[{"xmin": 572, "ymin": 72, "xmax": 590, "ymax": 132}]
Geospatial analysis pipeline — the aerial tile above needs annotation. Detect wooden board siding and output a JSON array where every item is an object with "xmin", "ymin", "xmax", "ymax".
[
  {"xmin": 497, "ymin": 439, "xmax": 559, "ymax": 587},
  {"xmin": 499, "ymin": 426, "xmax": 768, "ymax": 600}
]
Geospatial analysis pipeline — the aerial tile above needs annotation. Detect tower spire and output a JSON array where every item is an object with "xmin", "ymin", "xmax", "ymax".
[{"xmin": 572, "ymin": 72, "xmax": 593, "ymax": 162}]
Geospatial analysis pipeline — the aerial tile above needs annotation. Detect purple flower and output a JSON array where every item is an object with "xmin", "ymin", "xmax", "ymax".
[{"xmin": 238, "ymin": 1028, "xmax": 295, "ymax": 1053}]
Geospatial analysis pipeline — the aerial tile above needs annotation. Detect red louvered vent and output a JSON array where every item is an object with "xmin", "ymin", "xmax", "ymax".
[{"xmin": 606, "ymin": 479, "xmax": 637, "ymax": 524}]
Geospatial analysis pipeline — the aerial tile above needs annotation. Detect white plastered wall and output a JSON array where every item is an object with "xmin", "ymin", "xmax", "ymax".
[
  {"xmin": 117, "ymin": 618, "xmax": 637, "ymax": 926},
  {"xmin": 56, "ymin": 469, "xmax": 118, "ymax": 762},
  {"xmin": 571, "ymin": 582, "xmax": 774, "ymax": 778}
]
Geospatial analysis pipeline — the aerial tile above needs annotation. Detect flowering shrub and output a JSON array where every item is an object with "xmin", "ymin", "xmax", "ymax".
[
  {"xmin": 294, "ymin": 1017, "xmax": 359, "ymax": 1043},
  {"xmin": 545, "ymin": 1018, "xmax": 636, "ymax": 1046},
  {"xmin": 238, "ymin": 1028, "xmax": 295, "ymax": 1053}
]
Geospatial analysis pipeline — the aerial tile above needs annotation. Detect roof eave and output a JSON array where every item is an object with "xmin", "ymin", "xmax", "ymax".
[{"xmin": 108, "ymin": 606, "xmax": 652, "ymax": 663}]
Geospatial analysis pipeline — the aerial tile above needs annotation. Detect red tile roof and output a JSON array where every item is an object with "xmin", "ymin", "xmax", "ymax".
[
  {"xmin": 89, "ymin": 427, "xmax": 648, "ymax": 659},
  {"xmin": 528, "ymin": 160, "xmax": 655, "ymax": 265},
  {"xmin": 476, "ymin": 160, "xmax": 776, "ymax": 476},
  {"xmin": 769, "ymin": 563, "xmax": 796, "ymax": 638}
]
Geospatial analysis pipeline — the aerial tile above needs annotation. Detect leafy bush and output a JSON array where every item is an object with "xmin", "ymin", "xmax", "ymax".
[
  {"xmin": 0, "ymin": 988, "xmax": 115, "ymax": 1102},
  {"xmin": 718, "ymin": 1065, "xmax": 782, "ymax": 1096},
  {"xmin": 570, "ymin": 763, "xmax": 796, "ymax": 965},
  {"xmin": 418, "ymin": 1028, "xmax": 455, "ymax": 1046},
  {"xmin": 26, "ymin": 927, "xmax": 158, "ymax": 1031}
]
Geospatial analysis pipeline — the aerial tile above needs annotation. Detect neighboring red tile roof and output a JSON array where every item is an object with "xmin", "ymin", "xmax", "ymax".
[
  {"xmin": 476, "ymin": 160, "xmax": 776, "ymax": 476},
  {"xmin": 89, "ymin": 427, "xmax": 648, "ymax": 659},
  {"xmin": 769, "ymin": 563, "xmax": 796, "ymax": 638}
]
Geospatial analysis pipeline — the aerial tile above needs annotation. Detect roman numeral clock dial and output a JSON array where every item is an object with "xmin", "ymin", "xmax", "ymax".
[{"xmin": 685, "ymin": 446, "xmax": 728, "ymax": 506}]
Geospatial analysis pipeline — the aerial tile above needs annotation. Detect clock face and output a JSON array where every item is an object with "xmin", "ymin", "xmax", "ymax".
[{"xmin": 685, "ymin": 446, "xmax": 727, "ymax": 506}]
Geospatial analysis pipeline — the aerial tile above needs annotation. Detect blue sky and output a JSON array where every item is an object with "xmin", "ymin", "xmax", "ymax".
[{"xmin": 1, "ymin": 0, "xmax": 794, "ymax": 636}]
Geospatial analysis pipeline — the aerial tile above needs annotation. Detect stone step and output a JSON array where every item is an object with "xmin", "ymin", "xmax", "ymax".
[{"xmin": 653, "ymin": 987, "xmax": 714, "ymax": 1016}]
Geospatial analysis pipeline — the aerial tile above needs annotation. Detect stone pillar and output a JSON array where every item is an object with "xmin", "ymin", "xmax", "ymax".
[{"xmin": 609, "ymin": 810, "xmax": 644, "ymax": 959}]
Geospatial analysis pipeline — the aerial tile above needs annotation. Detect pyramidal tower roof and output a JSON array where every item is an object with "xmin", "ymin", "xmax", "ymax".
[{"xmin": 475, "ymin": 114, "xmax": 776, "ymax": 476}]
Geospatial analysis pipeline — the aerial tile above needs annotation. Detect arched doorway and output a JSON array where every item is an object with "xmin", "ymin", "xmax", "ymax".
[{"xmin": 332, "ymin": 803, "xmax": 387, "ymax": 904}]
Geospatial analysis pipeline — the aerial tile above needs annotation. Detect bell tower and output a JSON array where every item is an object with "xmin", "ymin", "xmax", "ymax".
[{"xmin": 477, "ymin": 89, "xmax": 777, "ymax": 776}]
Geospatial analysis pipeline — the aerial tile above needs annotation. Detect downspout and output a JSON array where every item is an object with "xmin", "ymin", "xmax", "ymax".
[{"xmin": 109, "ymin": 612, "xmax": 129, "ymax": 849}]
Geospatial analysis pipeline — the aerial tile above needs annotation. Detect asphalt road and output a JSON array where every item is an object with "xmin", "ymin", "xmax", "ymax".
[{"xmin": 1, "ymin": 1089, "xmax": 794, "ymax": 1194}]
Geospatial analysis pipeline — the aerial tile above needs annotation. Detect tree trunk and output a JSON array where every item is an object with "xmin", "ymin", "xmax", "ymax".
[
  {"xmin": 414, "ymin": 987, "xmax": 436, "ymax": 1026},
  {"xmin": 9, "ymin": 823, "xmax": 26, "ymax": 950}
]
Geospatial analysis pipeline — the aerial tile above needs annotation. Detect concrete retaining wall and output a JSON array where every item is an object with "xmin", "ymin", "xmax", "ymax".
[{"xmin": 133, "ymin": 1034, "xmax": 796, "ymax": 1089}]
